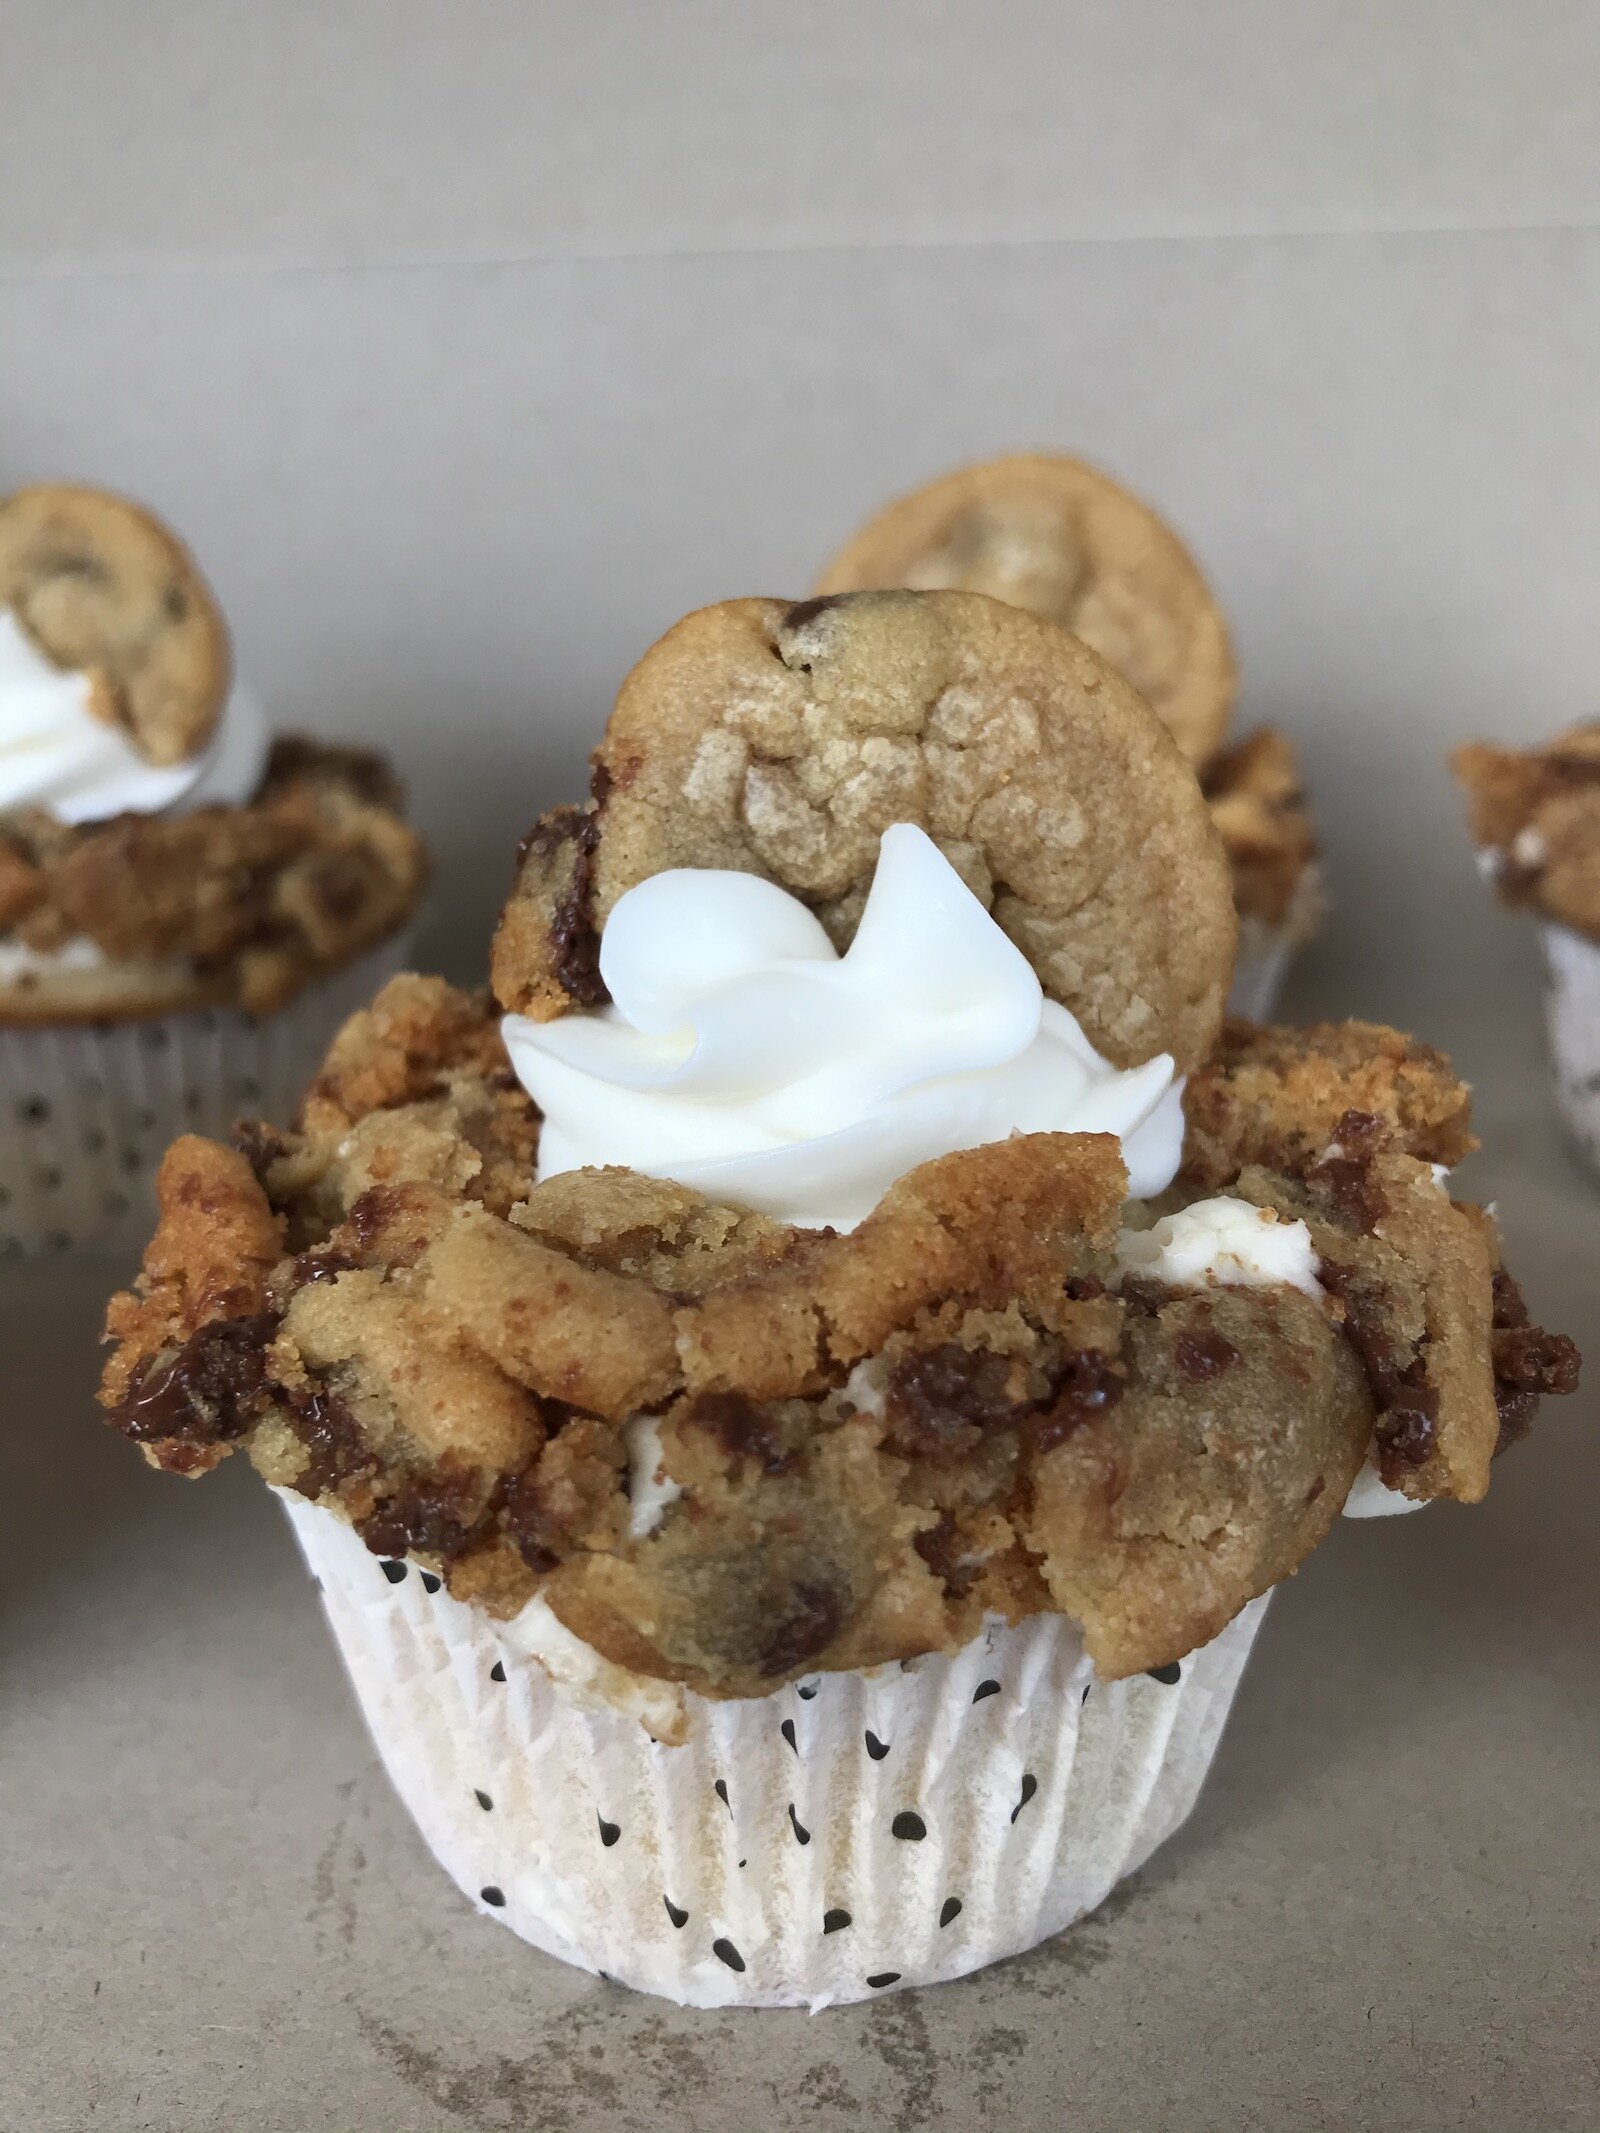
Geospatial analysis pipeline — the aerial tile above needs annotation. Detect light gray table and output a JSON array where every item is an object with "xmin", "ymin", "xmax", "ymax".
[{"xmin": 3, "ymin": 984, "xmax": 1595, "ymax": 2133}]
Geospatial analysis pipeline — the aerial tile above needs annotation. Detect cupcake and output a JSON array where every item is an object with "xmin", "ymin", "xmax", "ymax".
[
  {"xmin": 0, "ymin": 484, "xmax": 427, "ymax": 1253},
  {"xmin": 100, "ymin": 592, "xmax": 1576, "ymax": 2007},
  {"xmin": 813, "ymin": 454, "xmax": 1320, "ymax": 1017},
  {"xmin": 1453, "ymin": 724, "xmax": 1600, "ymax": 1176}
]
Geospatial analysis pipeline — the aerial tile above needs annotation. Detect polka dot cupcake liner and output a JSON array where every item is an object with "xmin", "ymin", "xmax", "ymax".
[
  {"xmin": 1540, "ymin": 922, "xmax": 1600, "ymax": 1181},
  {"xmin": 280, "ymin": 1494, "xmax": 1269, "ymax": 2009},
  {"xmin": 0, "ymin": 935, "xmax": 411, "ymax": 1259}
]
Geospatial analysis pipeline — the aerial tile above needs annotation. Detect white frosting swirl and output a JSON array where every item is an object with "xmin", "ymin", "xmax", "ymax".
[
  {"xmin": 504, "ymin": 823, "xmax": 1185, "ymax": 1232},
  {"xmin": 0, "ymin": 607, "xmax": 269, "ymax": 826}
]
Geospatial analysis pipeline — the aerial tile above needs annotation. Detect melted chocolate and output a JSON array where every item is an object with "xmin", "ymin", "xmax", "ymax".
[
  {"xmin": 757, "ymin": 1578, "xmax": 844, "ymax": 1677},
  {"xmin": 1033, "ymin": 1349, "xmax": 1124, "ymax": 1453},
  {"xmin": 1173, "ymin": 1328, "xmax": 1239, "ymax": 1382},
  {"xmin": 688, "ymin": 1391, "xmax": 793, "ymax": 1477},
  {"xmin": 114, "ymin": 1315, "xmax": 277, "ymax": 1448},
  {"xmin": 885, "ymin": 1345, "xmax": 1027, "ymax": 1463}
]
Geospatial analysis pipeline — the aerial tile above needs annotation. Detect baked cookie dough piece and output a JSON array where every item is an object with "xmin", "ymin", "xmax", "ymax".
[
  {"xmin": 99, "ymin": 984, "xmax": 1577, "ymax": 1691},
  {"xmin": 1453, "ymin": 723, "xmax": 1600, "ymax": 940},
  {"xmin": 812, "ymin": 454, "xmax": 1236, "ymax": 768},
  {"xmin": 493, "ymin": 590, "xmax": 1237, "ymax": 1073},
  {"xmin": 0, "ymin": 484, "xmax": 231, "ymax": 767}
]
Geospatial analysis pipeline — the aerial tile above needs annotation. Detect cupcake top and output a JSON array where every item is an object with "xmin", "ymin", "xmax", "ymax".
[
  {"xmin": 814, "ymin": 455, "xmax": 1318, "ymax": 930},
  {"xmin": 0, "ymin": 485, "xmax": 426, "ymax": 1019},
  {"xmin": 1454, "ymin": 723, "xmax": 1600, "ymax": 943},
  {"xmin": 99, "ymin": 591, "xmax": 1578, "ymax": 1701}
]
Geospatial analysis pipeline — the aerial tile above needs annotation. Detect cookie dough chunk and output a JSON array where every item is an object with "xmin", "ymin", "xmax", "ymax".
[
  {"xmin": 493, "ymin": 590, "xmax": 1236, "ymax": 1073},
  {"xmin": 812, "ymin": 455, "xmax": 1236, "ymax": 767},
  {"xmin": 1453, "ymin": 724, "xmax": 1600, "ymax": 941},
  {"xmin": 0, "ymin": 484, "xmax": 231, "ymax": 767}
]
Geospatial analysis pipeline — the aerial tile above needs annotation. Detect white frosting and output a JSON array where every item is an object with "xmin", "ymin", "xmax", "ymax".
[
  {"xmin": 495, "ymin": 1593, "xmax": 689, "ymax": 1740},
  {"xmin": 0, "ymin": 607, "xmax": 269, "ymax": 826},
  {"xmin": 0, "ymin": 933, "xmax": 107, "ymax": 983},
  {"xmin": 504, "ymin": 824, "xmax": 1185, "ymax": 1232},
  {"xmin": 1118, "ymin": 1194, "xmax": 1323, "ymax": 1297},
  {"xmin": 624, "ymin": 1415, "xmax": 683, "ymax": 1539}
]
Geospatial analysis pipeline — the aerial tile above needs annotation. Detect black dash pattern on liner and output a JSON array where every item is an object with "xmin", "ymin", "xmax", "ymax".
[
  {"xmin": 489, "ymin": 1660, "xmax": 507, "ymax": 1683},
  {"xmin": 939, "ymin": 1897, "xmax": 963, "ymax": 1927},
  {"xmin": 890, "ymin": 1811, "xmax": 926, "ymax": 1841},
  {"xmin": 780, "ymin": 1718, "xmax": 798, "ymax": 1754},
  {"xmin": 664, "ymin": 1898, "xmax": 688, "ymax": 1929},
  {"xmin": 788, "ymin": 1804, "xmax": 811, "ymax": 1846},
  {"xmin": 822, "ymin": 1908, "xmax": 852, "ymax": 1934},
  {"xmin": 865, "ymin": 1732, "xmax": 890, "ymax": 1761},
  {"xmin": 714, "ymin": 1779, "xmax": 730, "ymax": 1810},
  {"xmin": 1010, "ymin": 1775, "xmax": 1038, "ymax": 1824},
  {"xmin": 420, "ymin": 1571, "xmax": 442, "ymax": 1594},
  {"xmin": 380, "ymin": 1561, "xmax": 406, "ymax": 1584},
  {"xmin": 972, "ymin": 1679, "xmax": 1001, "ymax": 1703},
  {"xmin": 598, "ymin": 1817, "xmax": 621, "ymax": 1848},
  {"xmin": 474, "ymin": 1789, "xmax": 493, "ymax": 1811},
  {"xmin": 1147, "ymin": 1661, "xmax": 1183, "ymax": 1685},
  {"xmin": 712, "ymin": 1938, "xmax": 745, "ymax": 1973},
  {"xmin": 480, "ymin": 1885, "xmax": 506, "ymax": 1907},
  {"xmin": 867, "ymin": 1972, "xmax": 902, "ymax": 1989}
]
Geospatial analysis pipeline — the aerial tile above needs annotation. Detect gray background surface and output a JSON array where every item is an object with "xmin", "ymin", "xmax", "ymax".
[{"xmin": 2, "ymin": 8, "xmax": 1597, "ymax": 2128}]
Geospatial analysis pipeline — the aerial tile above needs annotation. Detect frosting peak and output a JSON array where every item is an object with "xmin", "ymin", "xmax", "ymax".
[
  {"xmin": 504, "ymin": 824, "xmax": 1185, "ymax": 1231},
  {"xmin": 0, "ymin": 607, "xmax": 268, "ymax": 825}
]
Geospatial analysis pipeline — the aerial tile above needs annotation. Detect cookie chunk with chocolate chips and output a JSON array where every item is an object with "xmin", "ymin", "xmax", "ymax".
[
  {"xmin": 99, "ymin": 974, "xmax": 1576, "ymax": 1691},
  {"xmin": 493, "ymin": 590, "xmax": 1236, "ymax": 1072},
  {"xmin": 1453, "ymin": 723, "xmax": 1600, "ymax": 941},
  {"xmin": 0, "ymin": 484, "xmax": 231, "ymax": 767}
]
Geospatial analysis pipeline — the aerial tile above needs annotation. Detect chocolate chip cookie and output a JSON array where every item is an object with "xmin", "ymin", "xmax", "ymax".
[
  {"xmin": 813, "ymin": 455, "xmax": 1236, "ymax": 768},
  {"xmin": 0, "ymin": 483, "xmax": 231, "ymax": 767},
  {"xmin": 493, "ymin": 590, "xmax": 1237, "ymax": 1073}
]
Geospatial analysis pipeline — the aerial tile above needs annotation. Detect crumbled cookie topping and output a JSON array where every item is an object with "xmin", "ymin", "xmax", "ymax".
[{"xmin": 1454, "ymin": 724, "xmax": 1600, "ymax": 941}]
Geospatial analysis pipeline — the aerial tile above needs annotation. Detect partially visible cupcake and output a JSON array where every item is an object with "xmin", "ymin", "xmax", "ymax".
[
  {"xmin": 813, "ymin": 454, "xmax": 1319, "ymax": 1017},
  {"xmin": 1453, "ymin": 723, "xmax": 1600, "ymax": 1175},
  {"xmin": 0, "ymin": 484, "xmax": 427, "ymax": 1253}
]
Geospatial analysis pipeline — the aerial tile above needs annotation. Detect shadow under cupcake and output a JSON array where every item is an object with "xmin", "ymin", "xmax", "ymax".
[{"xmin": 0, "ymin": 484, "xmax": 428, "ymax": 1255}]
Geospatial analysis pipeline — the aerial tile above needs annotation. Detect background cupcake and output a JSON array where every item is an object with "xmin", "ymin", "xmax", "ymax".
[
  {"xmin": 1454, "ymin": 724, "xmax": 1600, "ymax": 1176},
  {"xmin": 812, "ymin": 454, "xmax": 1320, "ymax": 1018},
  {"xmin": 0, "ymin": 484, "xmax": 427, "ymax": 1254}
]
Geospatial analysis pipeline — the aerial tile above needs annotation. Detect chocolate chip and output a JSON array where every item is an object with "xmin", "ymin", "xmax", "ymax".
[
  {"xmin": 914, "ymin": 1513, "xmax": 980, "ymax": 1599},
  {"xmin": 688, "ymin": 1390, "xmax": 793, "ymax": 1477},
  {"xmin": 1308, "ymin": 1110, "xmax": 1390, "ymax": 1234},
  {"xmin": 891, "ymin": 1812, "xmax": 926, "ymax": 1841},
  {"xmin": 887, "ymin": 1344, "xmax": 1029, "ymax": 1463},
  {"xmin": 1033, "ymin": 1349, "xmax": 1124, "ymax": 1452},
  {"xmin": 758, "ymin": 1580, "xmax": 844, "ymax": 1678},
  {"xmin": 1173, "ymin": 1328, "xmax": 1239, "ymax": 1382},
  {"xmin": 113, "ymin": 1313, "xmax": 277, "ymax": 1450},
  {"xmin": 781, "ymin": 594, "xmax": 847, "ymax": 633}
]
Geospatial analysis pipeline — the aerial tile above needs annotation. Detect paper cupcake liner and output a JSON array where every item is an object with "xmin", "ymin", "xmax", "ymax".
[
  {"xmin": 1540, "ymin": 922, "xmax": 1600, "ymax": 1178},
  {"xmin": 1227, "ymin": 920, "xmax": 1296, "ymax": 1022},
  {"xmin": 281, "ymin": 1494, "xmax": 1268, "ymax": 2009},
  {"xmin": 0, "ymin": 934, "xmax": 410, "ymax": 1258}
]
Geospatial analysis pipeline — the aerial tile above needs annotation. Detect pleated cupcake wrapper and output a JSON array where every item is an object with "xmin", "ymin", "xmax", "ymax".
[
  {"xmin": 0, "ymin": 934, "xmax": 411, "ymax": 1258},
  {"xmin": 1540, "ymin": 922, "xmax": 1600, "ymax": 1179},
  {"xmin": 282, "ymin": 1494, "xmax": 1268, "ymax": 2009}
]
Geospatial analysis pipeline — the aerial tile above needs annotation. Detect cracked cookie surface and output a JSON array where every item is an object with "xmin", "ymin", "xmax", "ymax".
[
  {"xmin": 0, "ymin": 484, "xmax": 231, "ymax": 767},
  {"xmin": 100, "ymin": 979, "xmax": 1577, "ymax": 1695},
  {"xmin": 492, "ymin": 590, "xmax": 1236, "ymax": 1073},
  {"xmin": 1454, "ymin": 723, "xmax": 1600, "ymax": 941}
]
